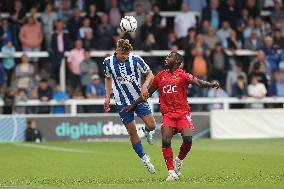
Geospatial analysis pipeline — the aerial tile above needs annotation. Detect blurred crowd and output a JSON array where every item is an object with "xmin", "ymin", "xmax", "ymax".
[{"xmin": 0, "ymin": 0, "xmax": 284, "ymax": 114}]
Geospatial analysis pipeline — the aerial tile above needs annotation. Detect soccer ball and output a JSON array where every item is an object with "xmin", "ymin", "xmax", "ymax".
[{"xmin": 120, "ymin": 16, "xmax": 137, "ymax": 32}]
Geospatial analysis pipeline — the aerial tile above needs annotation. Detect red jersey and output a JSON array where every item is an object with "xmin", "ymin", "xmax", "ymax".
[{"xmin": 151, "ymin": 68, "xmax": 193, "ymax": 114}]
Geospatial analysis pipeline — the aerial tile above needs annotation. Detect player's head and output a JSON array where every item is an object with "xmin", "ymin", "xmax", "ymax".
[
  {"xmin": 164, "ymin": 52, "xmax": 183, "ymax": 69},
  {"xmin": 115, "ymin": 39, "xmax": 133, "ymax": 62}
]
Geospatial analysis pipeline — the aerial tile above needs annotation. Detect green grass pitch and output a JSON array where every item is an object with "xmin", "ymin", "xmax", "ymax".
[{"xmin": 0, "ymin": 139, "xmax": 283, "ymax": 189}]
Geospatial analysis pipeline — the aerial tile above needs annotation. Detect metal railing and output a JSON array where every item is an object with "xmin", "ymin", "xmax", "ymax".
[{"xmin": 1, "ymin": 97, "xmax": 283, "ymax": 115}]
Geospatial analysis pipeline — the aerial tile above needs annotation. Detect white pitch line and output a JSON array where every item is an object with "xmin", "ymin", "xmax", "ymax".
[{"xmin": 13, "ymin": 143, "xmax": 93, "ymax": 154}]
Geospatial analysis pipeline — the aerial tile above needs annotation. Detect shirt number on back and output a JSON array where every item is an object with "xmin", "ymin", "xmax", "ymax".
[{"xmin": 162, "ymin": 85, "xmax": 177, "ymax": 94}]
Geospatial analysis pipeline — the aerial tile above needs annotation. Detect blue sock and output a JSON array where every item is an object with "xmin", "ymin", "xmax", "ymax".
[{"xmin": 132, "ymin": 141, "xmax": 145, "ymax": 158}]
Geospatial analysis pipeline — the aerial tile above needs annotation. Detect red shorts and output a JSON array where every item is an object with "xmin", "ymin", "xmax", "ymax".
[{"xmin": 162, "ymin": 111, "xmax": 195, "ymax": 133}]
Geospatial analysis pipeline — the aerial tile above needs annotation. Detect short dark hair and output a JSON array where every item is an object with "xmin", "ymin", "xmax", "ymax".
[
  {"xmin": 237, "ymin": 75, "xmax": 245, "ymax": 80},
  {"xmin": 172, "ymin": 52, "xmax": 183, "ymax": 65}
]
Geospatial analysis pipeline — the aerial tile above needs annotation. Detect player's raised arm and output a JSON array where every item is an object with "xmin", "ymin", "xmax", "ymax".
[
  {"xmin": 141, "ymin": 70, "xmax": 154, "ymax": 100},
  {"xmin": 191, "ymin": 77, "xmax": 220, "ymax": 89},
  {"xmin": 103, "ymin": 59, "xmax": 112, "ymax": 112},
  {"xmin": 123, "ymin": 86, "xmax": 158, "ymax": 113},
  {"xmin": 104, "ymin": 77, "xmax": 112, "ymax": 112}
]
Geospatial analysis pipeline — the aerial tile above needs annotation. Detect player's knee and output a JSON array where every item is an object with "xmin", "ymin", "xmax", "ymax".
[
  {"xmin": 182, "ymin": 136, "xmax": 192, "ymax": 144},
  {"xmin": 162, "ymin": 138, "xmax": 171, "ymax": 148},
  {"xmin": 146, "ymin": 123, "xmax": 155, "ymax": 131}
]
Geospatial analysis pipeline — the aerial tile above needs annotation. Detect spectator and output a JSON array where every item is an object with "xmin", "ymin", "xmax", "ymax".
[
  {"xmin": 50, "ymin": 19, "xmax": 71, "ymax": 83},
  {"xmin": 210, "ymin": 43, "xmax": 229, "ymax": 87},
  {"xmin": 140, "ymin": 14, "xmax": 158, "ymax": 42},
  {"xmin": 162, "ymin": 31, "xmax": 176, "ymax": 50},
  {"xmin": 52, "ymin": 84, "xmax": 70, "ymax": 114},
  {"xmin": 248, "ymin": 75, "xmax": 267, "ymax": 108},
  {"xmin": 96, "ymin": 13, "xmax": 113, "ymax": 50},
  {"xmin": 244, "ymin": 0, "xmax": 260, "ymax": 18},
  {"xmin": 232, "ymin": 75, "xmax": 248, "ymax": 98},
  {"xmin": 174, "ymin": 3, "xmax": 196, "ymax": 42},
  {"xmin": 67, "ymin": 40, "xmax": 85, "ymax": 95},
  {"xmin": 3, "ymin": 87, "xmax": 15, "ymax": 114},
  {"xmin": 119, "ymin": 0, "xmax": 134, "ymax": 12},
  {"xmin": 1, "ymin": 41, "xmax": 16, "ymax": 87},
  {"xmin": 37, "ymin": 79, "xmax": 53, "ymax": 114},
  {"xmin": 109, "ymin": 0, "xmax": 122, "ymax": 28},
  {"xmin": 41, "ymin": 2, "xmax": 58, "ymax": 50},
  {"xmin": 220, "ymin": 0, "xmax": 238, "ymax": 29},
  {"xmin": 85, "ymin": 75, "xmax": 106, "ymax": 99},
  {"xmin": 26, "ymin": 87, "xmax": 38, "ymax": 114},
  {"xmin": 271, "ymin": 0, "xmax": 284, "ymax": 24},
  {"xmin": 80, "ymin": 51, "xmax": 99, "ymax": 95},
  {"xmin": 226, "ymin": 63, "xmax": 247, "ymax": 96},
  {"xmin": 9, "ymin": 0, "xmax": 26, "ymax": 24},
  {"xmin": 15, "ymin": 54, "xmax": 34, "ymax": 92},
  {"xmin": 78, "ymin": 18, "xmax": 93, "ymax": 39},
  {"xmin": 19, "ymin": 16, "xmax": 43, "ymax": 75},
  {"xmin": 244, "ymin": 29, "xmax": 264, "ymax": 50},
  {"xmin": 85, "ymin": 75, "xmax": 106, "ymax": 113},
  {"xmin": 152, "ymin": 4, "xmax": 165, "ymax": 28},
  {"xmin": 223, "ymin": 30, "xmax": 242, "ymax": 50},
  {"xmin": 203, "ymin": 26, "xmax": 220, "ymax": 50},
  {"xmin": 142, "ymin": 33, "xmax": 159, "ymax": 69},
  {"xmin": 249, "ymin": 63, "xmax": 269, "ymax": 89},
  {"xmin": 58, "ymin": 0, "xmax": 73, "ymax": 24},
  {"xmin": 25, "ymin": 119, "xmax": 42, "ymax": 142},
  {"xmin": 0, "ymin": 63, "xmax": 4, "ymax": 89},
  {"xmin": 249, "ymin": 50, "xmax": 271, "ymax": 78},
  {"xmin": 188, "ymin": 47, "xmax": 210, "ymax": 98},
  {"xmin": 184, "ymin": 0, "xmax": 207, "ymax": 12},
  {"xmin": 15, "ymin": 88, "xmax": 28, "ymax": 114},
  {"xmin": 243, "ymin": 17, "xmax": 261, "ymax": 39},
  {"xmin": 200, "ymin": 20, "xmax": 210, "ymax": 35},
  {"xmin": 83, "ymin": 31, "xmax": 96, "ymax": 50},
  {"xmin": 268, "ymin": 70, "xmax": 284, "ymax": 97},
  {"xmin": 0, "ymin": 19, "xmax": 15, "ymax": 47},
  {"xmin": 207, "ymin": 88, "xmax": 228, "ymax": 110},
  {"xmin": 133, "ymin": 3, "xmax": 145, "ymax": 32},
  {"xmin": 134, "ymin": 0, "xmax": 152, "ymax": 12},
  {"xmin": 201, "ymin": 0, "xmax": 220, "ymax": 30},
  {"xmin": 255, "ymin": 16, "xmax": 272, "ymax": 37},
  {"xmin": 231, "ymin": 75, "xmax": 248, "ymax": 109},
  {"xmin": 73, "ymin": 0, "xmax": 86, "ymax": 11},
  {"xmin": 66, "ymin": 7, "xmax": 82, "ymax": 41},
  {"xmin": 273, "ymin": 29, "xmax": 284, "ymax": 50},
  {"xmin": 217, "ymin": 21, "xmax": 232, "ymax": 44},
  {"xmin": 85, "ymin": 4, "xmax": 100, "ymax": 32}
]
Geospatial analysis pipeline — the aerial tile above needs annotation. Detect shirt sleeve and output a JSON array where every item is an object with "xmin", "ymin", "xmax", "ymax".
[
  {"xmin": 151, "ymin": 75, "xmax": 159, "ymax": 89},
  {"xmin": 102, "ymin": 59, "xmax": 111, "ymax": 77},
  {"xmin": 136, "ymin": 56, "xmax": 150, "ymax": 74},
  {"xmin": 184, "ymin": 72, "xmax": 194, "ymax": 85}
]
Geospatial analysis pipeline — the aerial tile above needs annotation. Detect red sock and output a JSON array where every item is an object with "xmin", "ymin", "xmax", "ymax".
[
  {"xmin": 162, "ymin": 147, "xmax": 174, "ymax": 170},
  {"xmin": 178, "ymin": 142, "xmax": 192, "ymax": 160}
]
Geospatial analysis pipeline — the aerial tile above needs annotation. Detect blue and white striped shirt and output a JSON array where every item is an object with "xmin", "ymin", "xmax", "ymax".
[{"xmin": 103, "ymin": 53, "xmax": 150, "ymax": 106}]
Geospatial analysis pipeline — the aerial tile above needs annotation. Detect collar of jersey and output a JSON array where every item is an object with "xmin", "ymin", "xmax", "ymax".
[{"xmin": 114, "ymin": 52, "xmax": 129, "ymax": 66}]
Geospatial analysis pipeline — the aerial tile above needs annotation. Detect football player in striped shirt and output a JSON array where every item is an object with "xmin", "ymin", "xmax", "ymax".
[
  {"xmin": 123, "ymin": 51, "xmax": 219, "ymax": 180},
  {"xmin": 103, "ymin": 39, "xmax": 156, "ymax": 174}
]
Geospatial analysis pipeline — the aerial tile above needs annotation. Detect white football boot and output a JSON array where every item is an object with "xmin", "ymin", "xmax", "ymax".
[
  {"xmin": 141, "ymin": 154, "xmax": 155, "ymax": 174},
  {"xmin": 166, "ymin": 170, "xmax": 179, "ymax": 181},
  {"xmin": 142, "ymin": 127, "xmax": 154, "ymax": 145},
  {"xmin": 174, "ymin": 157, "xmax": 183, "ymax": 177}
]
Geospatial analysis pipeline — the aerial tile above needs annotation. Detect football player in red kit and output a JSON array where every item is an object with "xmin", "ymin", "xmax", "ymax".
[{"xmin": 123, "ymin": 51, "xmax": 219, "ymax": 181}]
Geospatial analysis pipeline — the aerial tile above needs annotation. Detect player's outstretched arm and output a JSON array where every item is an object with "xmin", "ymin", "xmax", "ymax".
[
  {"xmin": 123, "ymin": 86, "xmax": 157, "ymax": 112},
  {"xmin": 141, "ymin": 70, "xmax": 154, "ymax": 100},
  {"xmin": 191, "ymin": 77, "xmax": 220, "ymax": 89}
]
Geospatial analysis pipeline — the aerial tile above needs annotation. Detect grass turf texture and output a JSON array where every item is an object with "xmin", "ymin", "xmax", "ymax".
[{"xmin": 0, "ymin": 139, "xmax": 283, "ymax": 189}]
